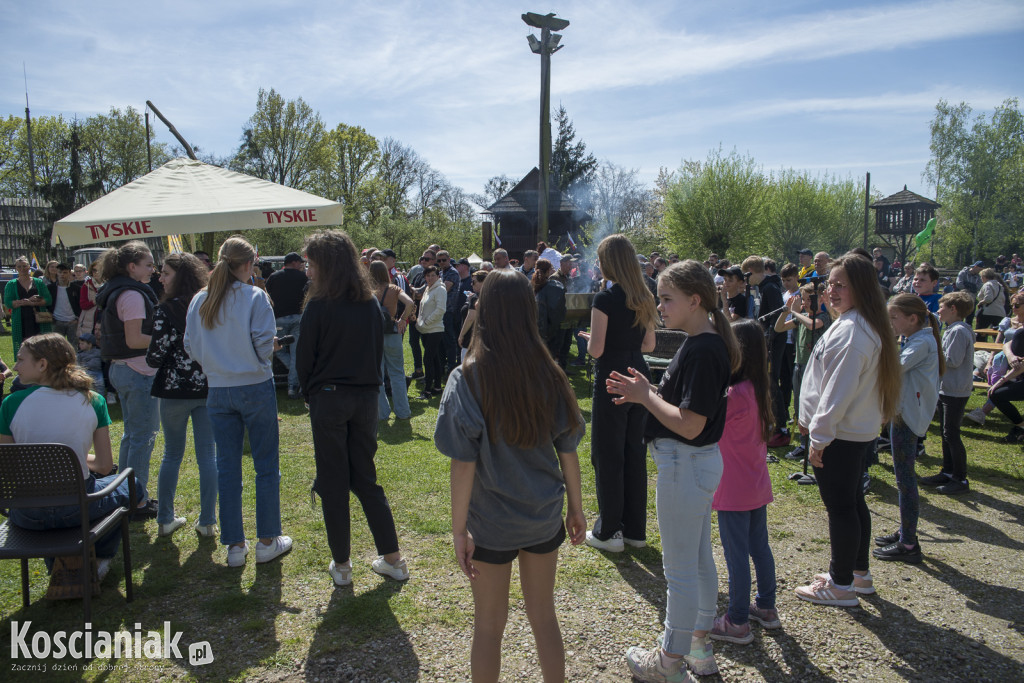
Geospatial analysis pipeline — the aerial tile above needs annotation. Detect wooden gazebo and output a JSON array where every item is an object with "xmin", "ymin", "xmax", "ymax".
[
  {"xmin": 483, "ymin": 168, "xmax": 591, "ymax": 259},
  {"xmin": 870, "ymin": 185, "xmax": 941, "ymax": 265}
]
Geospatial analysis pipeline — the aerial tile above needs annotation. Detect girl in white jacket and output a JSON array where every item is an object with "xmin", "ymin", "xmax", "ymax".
[{"xmin": 795, "ymin": 253, "xmax": 901, "ymax": 608}]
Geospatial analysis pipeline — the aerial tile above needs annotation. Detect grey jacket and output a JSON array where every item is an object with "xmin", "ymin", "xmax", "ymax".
[
  {"xmin": 897, "ymin": 328, "xmax": 941, "ymax": 436},
  {"xmin": 940, "ymin": 321, "xmax": 974, "ymax": 398}
]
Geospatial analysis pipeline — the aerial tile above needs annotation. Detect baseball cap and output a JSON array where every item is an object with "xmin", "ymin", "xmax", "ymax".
[
  {"xmin": 718, "ymin": 266, "xmax": 743, "ymax": 278},
  {"xmin": 381, "ymin": 249, "xmax": 397, "ymax": 259},
  {"xmin": 79, "ymin": 332, "xmax": 97, "ymax": 345},
  {"xmin": 456, "ymin": 258, "xmax": 471, "ymax": 267},
  {"xmin": 972, "ymin": 261, "xmax": 984, "ymax": 268}
]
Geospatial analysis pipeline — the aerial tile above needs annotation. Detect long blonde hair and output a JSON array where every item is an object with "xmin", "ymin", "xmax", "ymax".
[
  {"xmin": 199, "ymin": 235, "xmax": 255, "ymax": 329},
  {"xmin": 658, "ymin": 260, "xmax": 741, "ymax": 373},
  {"xmin": 597, "ymin": 234, "xmax": 658, "ymax": 330}
]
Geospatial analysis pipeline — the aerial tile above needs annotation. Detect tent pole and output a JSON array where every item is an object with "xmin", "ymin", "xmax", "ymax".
[{"xmin": 146, "ymin": 100, "xmax": 197, "ymax": 160}]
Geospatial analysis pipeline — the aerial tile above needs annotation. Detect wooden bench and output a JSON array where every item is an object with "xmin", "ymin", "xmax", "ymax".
[
  {"xmin": 975, "ymin": 341, "xmax": 1003, "ymax": 352},
  {"xmin": 643, "ymin": 329, "xmax": 687, "ymax": 381}
]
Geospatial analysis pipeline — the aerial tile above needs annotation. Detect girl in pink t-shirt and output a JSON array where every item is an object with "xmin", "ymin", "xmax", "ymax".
[{"xmin": 709, "ymin": 320, "xmax": 780, "ymax": 645}]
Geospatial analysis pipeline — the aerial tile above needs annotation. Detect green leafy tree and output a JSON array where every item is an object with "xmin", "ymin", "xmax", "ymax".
[
  {"xmin": 661, "ymin": 147, "xmax": 769, "ymax": 260},
  {"xmin": 233, "ymin": 87, "xmax": 327, "ymax": 191},
  {"xmin": 315, "ymin": 123, "xmax": 380, "ymax": 226}
]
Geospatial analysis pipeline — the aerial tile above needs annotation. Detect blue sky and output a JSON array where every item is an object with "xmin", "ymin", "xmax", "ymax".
[{"xmin": 2, "ymin": 0, "xmax": 1022, "ymax": 202}]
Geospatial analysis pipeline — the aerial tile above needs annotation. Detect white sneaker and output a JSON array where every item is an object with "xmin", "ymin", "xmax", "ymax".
[
  {"xmin": 158, "ymin": 516, "xmax": 186, "ymax": 537},
  {"xmin": 624, "ymin": 537, "xmax": 647, "ymax": 549},
  {"xmin": 586, "ymin": 530, "xmax": 624, "ymax": 553},
  {"xmin": 329, "ymin": 560, "xmax": 353, "ymax": 586},
  {"xmin": 106, "ymin": 392, "xmax": 118, "ymax": 405},
  {"xmin": 194, "ymin": 521, "xmax": 218, "ymax": 537},
  {"xmin": 964, "ymin": 408, "xmax": 986, "ymax": 426},
  {"xmin": 255, "ymin": 536, "xmax": 293, "ymax": 564},
  {"xmin": 371, "ymin": 556, "xmax": 410, "ymax": 581},
  {"xmin": 227, "ymin": 542, "xmax": 249, "ymax": 567},
  {"xmin": 97, "ymin": 558, "xmax": 112, "ymax": 582}
]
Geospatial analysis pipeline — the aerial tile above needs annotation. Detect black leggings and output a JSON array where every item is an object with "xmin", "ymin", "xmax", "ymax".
[
  {"xmin": 990, "ymin": 378, "xmax": 1024, "ymax": 425},
  {"xmin": 813, "ymin": 439, "xmax": 871, "ymax": 587},
  {"xmin": 421, "ymin": 331, "xmax": 444, "ymax": 392}
]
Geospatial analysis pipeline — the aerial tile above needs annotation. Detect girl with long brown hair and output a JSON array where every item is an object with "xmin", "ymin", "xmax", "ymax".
[
  {"xmin": 607, "ymin": 259, "xmax": 740, "ymax": 680},
  {"xmin": 146, "ymin": 253, "xmax": 217, "ymax": 538},
  {"xmin": 533, "ymin": 258, "xmax": 566, "ymax": 360},
  {"xmin": 795, "ymin": 252, "xmax": 901, "ymax": 607},
  {"xmin": 296, "ymin": 230, "xmax": 408, "ymax": 586},
  {"xmin": 184, "ymin": 236, "xmax": 291, "ymax": 567},
  {"xmin": 436, "ymin": 269, "xmax": 585, "ymax": 682},
  {"xmin": 579, "ymin": 234, "xmax": 657, "ymax": 553},
  {"xmin": 369, "ymin": 260, "xmax": 415, "ymax": 421}
]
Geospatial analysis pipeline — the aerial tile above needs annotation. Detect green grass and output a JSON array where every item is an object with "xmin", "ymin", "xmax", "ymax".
[{"xmin": 0, "ymin": 330, "xmax": 1022, "ymax": 681}]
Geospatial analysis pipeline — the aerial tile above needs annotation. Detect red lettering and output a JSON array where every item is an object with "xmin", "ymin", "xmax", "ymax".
[
  {"xmin": 87, "ymin": 224, "xmax": 101, "ymax": 240},
  {"xmin": 141, "ymin": 220, "xmax": 152, "ymax": 234},
  {"xmin": 308, "ymin": 208, "xmax": 316, "ymax": 221}
]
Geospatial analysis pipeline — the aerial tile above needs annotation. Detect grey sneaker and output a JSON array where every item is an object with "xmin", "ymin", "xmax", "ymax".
[
  {"xmin": 625, "ymin": 646, "xmax": 695, "ymax": 683},
  {"xmin": 683, "ymin": 635, "xmax": 718, "ymax": 676},
  {"xmin": 964, "ymin": 408, "xmax": 986, "ymax": 426},
  {"xmin": 748, "ymin": 603, "xmax": 781, "ymax": 628}
]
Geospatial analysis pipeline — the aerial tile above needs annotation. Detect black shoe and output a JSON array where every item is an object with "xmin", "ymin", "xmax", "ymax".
[
  {"xmin": 132, "ymin": 498, "xmax": 159, "ymax": 520},
  {"xmin": 417, "ymin": 390, "xmax": 434, "ymax": 400},
  {"xmin": 410, "ymin": 370, "xmax": 424, "ymax": 379},
  {"xmin": 872, "ymin": 542, "xmax": 922, "ymax": 563},
  {"xmin": 920, "ymin": 472, "xmax": 953, "ymax": 486},
  {"xmin": 1002, "ymin": 426, "xmax": 1024, "ymax": 444},
  {"xmin": 784, "ymin": 445, "xmax": 806, "ymax": 460},
  {"xmin": 875, "ymin": 530, "xmax": 901, "ymax": 547},
  {"xmin": 936, "ymin": 479, "xmax": 970, "ymax": 495}
]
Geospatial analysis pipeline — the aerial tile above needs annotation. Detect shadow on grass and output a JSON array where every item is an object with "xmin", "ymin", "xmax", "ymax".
[
  {"xmin": 918, "ymin": 556, "xmax": 1024, "ymax": 636},
  {"xmin": 855, "ymin": 591, "xmax": 1023, "ymax": 680},
  {"xmin": 304, "ymin": 580, "xmax": 419, "ymax": 680}
]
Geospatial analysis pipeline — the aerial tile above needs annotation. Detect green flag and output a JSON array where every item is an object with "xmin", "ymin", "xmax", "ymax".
[{"xmin": 914, "ymin": 217, "xmax": 936, "ymax": 249}]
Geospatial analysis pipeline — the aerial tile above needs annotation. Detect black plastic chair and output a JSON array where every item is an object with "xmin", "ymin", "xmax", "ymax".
[{"xmin": 0, "ymin": 443, "xmax": 135, "ymax": 623}]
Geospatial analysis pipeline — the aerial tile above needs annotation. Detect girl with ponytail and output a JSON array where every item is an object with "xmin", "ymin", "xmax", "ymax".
[
  {"xmin": 2, "ymin": 333, "xmax": 138, "ymax": 582},
  {"xmin": 184, "ymin": 236, "xmax": 291, "ymax": 568},
  {"xmin": 872, "ymin": 294, "xmax": 942, "ymax": 564},
  {"xmin": 606, "ymin": 260, "xmax": 739, "ymax": 681}
]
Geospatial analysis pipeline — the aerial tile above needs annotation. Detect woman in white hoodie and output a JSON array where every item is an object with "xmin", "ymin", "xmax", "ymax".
[
  {"xmin": 795, "ymin": 253, "xmax": 901, "ymax": 608},
  {"xmin": 415, "ymin": 265, "xmax": 447, "ymax": 399}
]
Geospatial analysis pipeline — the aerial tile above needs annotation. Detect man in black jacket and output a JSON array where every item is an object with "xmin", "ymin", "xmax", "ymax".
[
  {"xmin": 48, "ymin": 263, "xmax": 82, "ymax": 344},
  {"xmin": 742, "ymin": 255, "xmax": 790, "ymax": 447}
]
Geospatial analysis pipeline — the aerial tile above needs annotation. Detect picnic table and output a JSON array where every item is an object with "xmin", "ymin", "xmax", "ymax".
[{"xmin": 975, "ymin": 341, "xmax": 1003, "ymax": 352}]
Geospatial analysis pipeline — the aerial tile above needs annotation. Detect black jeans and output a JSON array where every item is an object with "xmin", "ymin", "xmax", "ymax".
[
  {"xmin": 442, "ymin": 311, "xmax": 459, "ymax": 375},
  {"xmin": 990, "ymin": 378, "xmax": 1024, "ymax": 425},
  {"xmin": 769, "ymin": 333, "xmax": 792, "ymax": 430},
  {"xmin": 938, "ymin": 394, "xmax": 969, "ymax": 480},
  {"xmin": 421, "ymin": 331, "xmax": 445, "ymax": 392},
  {"xmin": 408, "ymin": 323, "xmax": 423, "ymax": 371},
  {"xmin": 590, "ymin": 357, "xmax": 649, "ymax": 541},
  {"xmin": 813, "ymin": 439, "xmax": 871, "ymax": 587},
  {"xmin": 309, "ymin": 386, "xmax": 399, "ymax": 564}
]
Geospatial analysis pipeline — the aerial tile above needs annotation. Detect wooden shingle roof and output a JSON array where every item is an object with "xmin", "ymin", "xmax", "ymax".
[
  {"xmin": 869, "ymin": 185, "xmax": 941, "ymax": 209},
  {"xmin": 485, "ymin": 168, "xmax": 592, "ymax": 220}
]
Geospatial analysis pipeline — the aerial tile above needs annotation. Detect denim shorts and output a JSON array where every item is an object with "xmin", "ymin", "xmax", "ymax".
[{"xmin": 473, "ymin": 524, "xmax": 566, "ymax": 564}]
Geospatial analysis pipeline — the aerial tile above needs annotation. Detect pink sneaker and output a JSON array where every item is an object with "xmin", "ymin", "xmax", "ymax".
[
  {"xmin": 795, "ymin": 576, "xmax": 859, "ymax": 607},
  {"xmin": 748, "ymin": 603, "xmax": 781, "ymax": 629},
  {"xmin": 709, "ymin": 614, "xmax": 753, "ymax": 644},
  {"xmin": 815, "ymin": 570, "xmax": 874, "ymax": 595}
]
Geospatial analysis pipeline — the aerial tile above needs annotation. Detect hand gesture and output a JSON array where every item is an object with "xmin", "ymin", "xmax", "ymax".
[
  {"xmin": 605, "ymin": 367, "xmax": 651, "ymax": 406},
  {"xmin": 454, "ymin": 530, "xmax": 478, "ymax": 580},
  {"xmin": 808, "ymin": 447, "xmax": 824, "ymax": 468},
  {"xmin": 565, "ymin": 507, "xmax": 586, "ymax": 545}
]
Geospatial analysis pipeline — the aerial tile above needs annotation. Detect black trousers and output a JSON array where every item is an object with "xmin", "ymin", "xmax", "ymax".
[
  {"xmin": 769, "ymin": 333, "xmax": 792, "ymax": 430},
  {"xmin": 309, "ymin": 386, "xmax": 399, "ymax": 564},
  {"xmin": 938, "ymin": 394, "xmax": 970, "ymax": 479},
  {"xmin": 990, "ymin": 378, "xmax": 1024, "ymax": 425},
  {"xmin": 590, "ymin": 359, "xmax": 649, "ymax": 542},
  {"xmin": 813, "ymin": 439, "xmax": 871, "ymax": 587},
  {"xmin": 408, "ymin": 323, "xmax": 423, "ymax": 371},
  {"xmin": 421, "ymin": 331, "xmax": 445, "ymax": 392}
]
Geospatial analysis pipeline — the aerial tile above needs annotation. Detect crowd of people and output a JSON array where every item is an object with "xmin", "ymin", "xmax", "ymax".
[{"xmin": 1, "ymin": 232, "xmax": 1022, "ymax": 683}]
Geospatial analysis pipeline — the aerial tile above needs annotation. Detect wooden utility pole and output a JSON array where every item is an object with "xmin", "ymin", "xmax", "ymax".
[
  {"xmin": 523, "ymin": 12, "xmax": 569, "ymax": 246},
  {"xmin": 863, "ymin": 172, "xmax": 870, "ymax": 249}
]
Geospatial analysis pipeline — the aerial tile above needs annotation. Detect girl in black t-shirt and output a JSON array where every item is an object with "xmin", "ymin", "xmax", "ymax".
[
  {"xmin": 578, "ymin": 235, "xmax": 657, "ymax": 554},
  {"xmin": 607, "ymin": 260, "xmax": 740, "ymax": 681}
]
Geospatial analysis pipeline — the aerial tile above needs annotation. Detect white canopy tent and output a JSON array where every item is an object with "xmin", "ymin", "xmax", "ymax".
[{"xmin": 51, "ymin": 158, "xmax": 343, "ymax": 247}]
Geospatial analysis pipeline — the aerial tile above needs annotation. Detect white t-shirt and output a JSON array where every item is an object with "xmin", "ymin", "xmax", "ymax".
[
  {"xmin": 54, "ymin": 285, "xmax": 76, "ymax": 322},
  {"xmin": 0, "ymin": 386, "xmax": 111, "ymax": 477}
]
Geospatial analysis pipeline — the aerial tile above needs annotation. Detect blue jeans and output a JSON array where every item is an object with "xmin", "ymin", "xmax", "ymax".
[
  {"xmin": 10, "ymin": 472, "xmax": 137, "ymax": 559},
  {"xmin": 718, "ymin": 506, "xmax": 776, "ymax": 625},
  {"xmin": 108, "ymin": 362, "xmax": 158, "ymax": 501},
  {"xmin": 158, "ymin": 397, "xmax": 218, "ymax": 527},
  {"xmin": 275, "ymin": 314, "xmax": 302, "ymax": 392},
  {"xmin": 378, "ymin": 333, "xmax": 411, "ymax": 420},
  {"xmin": 650, "ymin": 438, "xmax": 722, "ymax": 656},
  {"xmin": 206, "ymin": 379, "xmax": 282, "ymax": 545},
  {"xmin": 889, "ymin": 420, "xmax": 920, "ymax": 545}
]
